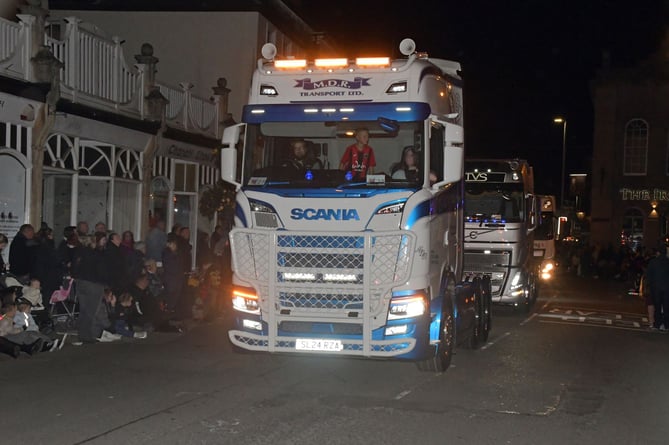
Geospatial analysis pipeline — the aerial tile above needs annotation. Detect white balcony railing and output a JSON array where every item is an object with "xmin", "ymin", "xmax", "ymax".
[{"xmin": 0, "ymin": 14, "xmax": 221, "ymax": 138}]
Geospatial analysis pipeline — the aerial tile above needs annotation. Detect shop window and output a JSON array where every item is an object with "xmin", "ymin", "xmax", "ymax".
[
  {"xmin": 621, "ymin": 208, "xmax": 644, "ymax": 249},
  {"xmin": 112, "ymin": 180, "xmax": 140, "ymax": 234},
  {"xmin": 78, "ymin": 178, "xmax": 110, "ymax": 231},
  {"xmin": 150, "ymin": 177, "xmax": 170, "ymax": 225},
  {"xmin": 623, "ymin": 119, "xmax": 648, "ymax": 175},
  {"xmin": 174, "ymin": 162, "xmax": 197, "ymax": 192}
]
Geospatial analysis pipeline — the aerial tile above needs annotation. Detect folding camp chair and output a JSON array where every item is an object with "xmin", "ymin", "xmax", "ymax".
[{"xmin": 49, "ymin": 277, "xmax": 78, "ymax": 330}]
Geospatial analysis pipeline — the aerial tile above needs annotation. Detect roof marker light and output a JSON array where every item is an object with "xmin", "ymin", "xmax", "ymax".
[
  {"xmin": 274, "ymin": 59, "xmax": 307, "ymax": 69},
  {"xmin": 315, "ymin": 58, "xmax": 348, "ymax": 67},
  {"xmin": 395, "ymin": 106, "xmax": 412, "ymax": 112},
  {"xmin": 250, "ymin": 109, "xmax": 265, "ymax": 114},
  {"xmin": 356, "ymin": 57, "xmax": 390, "ymax": 66},
  {"xmin": 339, "ymin": 107, "xmax": 354, "ymax": 112},
  {"xmin": 304, "ymin": 108, "xmax": 318, "ymax": 113},
  {"xmin": 321, "ymin": 108, "xmax": 336, "ymax": 113}
]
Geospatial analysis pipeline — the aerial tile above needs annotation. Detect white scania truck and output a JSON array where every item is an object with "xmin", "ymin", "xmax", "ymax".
[
  {"xmin": 220, "ymin": 39, "xmax": 491, "ymax": 372},
  {"xmin": 463, "ymin": 159, "xmax": 538, "ymax": 311}
]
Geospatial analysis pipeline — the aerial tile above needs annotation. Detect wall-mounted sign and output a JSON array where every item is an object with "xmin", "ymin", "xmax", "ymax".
[
  {"xmin": 158, "ymin": 139, "xmax": 217, "ymax": 166},
  {"xmin": 619, "ymin": 188, "xmax": 669, "ymax": 201}
]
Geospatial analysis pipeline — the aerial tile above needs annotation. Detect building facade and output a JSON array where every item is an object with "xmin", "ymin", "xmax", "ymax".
[
  {"xmin": 590, "ymin": 49, "xmax": 669, "ymax": 250},
  {"xmin": 0, "ymin": 1, "xmax": 323, "ymax": 267}
]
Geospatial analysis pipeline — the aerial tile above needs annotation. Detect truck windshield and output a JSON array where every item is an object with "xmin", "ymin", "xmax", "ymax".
[
  {"xmin": 241, "ymin": 120, "xmax": 425, "ymax": 188},
  {"xmin": 464, "ymin": 183, "xmax": 525, "ymax": 222}
]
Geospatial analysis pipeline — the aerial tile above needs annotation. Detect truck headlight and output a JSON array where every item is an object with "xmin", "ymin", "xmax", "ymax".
[
  {"xmin": 388, "ymin": 295, "xmax": 427, "ymax": 320},
  {"xmin": 232, "ymin": 288, "xmax": 260, "ymax": 314},
  {"xmin": 510, "ymin": 271, "xmax": 523, "ymax": 290}
]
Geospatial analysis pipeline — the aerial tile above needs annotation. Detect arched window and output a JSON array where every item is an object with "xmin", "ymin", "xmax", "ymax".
[
  {"xmin": 623, "ymin": 119, "xmax": 648, "ymax": 175},
  {"xmin": 622, "ymin": 208, "xmax": 644, "ymax": 249}
]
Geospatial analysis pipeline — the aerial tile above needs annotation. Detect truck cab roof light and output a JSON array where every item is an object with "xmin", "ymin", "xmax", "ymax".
[
  {"xmin": 386, "ymin": 82, "xmax": 407, "ymax": 94},
  {"xmin": 274, "ymin": 59, "xmax": 307, "ymax": 69},
  {"xmin": 356, "ymin": 57, "xmax": 390, "ymax": 66},
  {"xmin": 314, "ymin": 58, "xmax": 348, "ymax": 67},
  {"xmin": 260, "ymin": 85, "xmax": 278, "ymax": 96}
]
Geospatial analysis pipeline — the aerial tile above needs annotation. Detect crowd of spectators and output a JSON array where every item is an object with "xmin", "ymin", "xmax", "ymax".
[
  {"xmin": 0, "ymin": 218, "xmax": 232, "ymax": 358},
  {"xmin": 559, "ymin": 241, "xmax": 654, "ymax": 283}
]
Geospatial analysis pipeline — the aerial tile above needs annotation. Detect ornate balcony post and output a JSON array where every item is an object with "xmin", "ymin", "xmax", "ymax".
[
  {"xmin": 212, "ymin": 77, "xmax": 233, "ymax": 138},
  {"xmin": 134, "ymin": 43, "xmax": 166, "ymax": 121},
  {"xmin": 18, "ymin": 0, "xmax": 48, "ymax": 82}
]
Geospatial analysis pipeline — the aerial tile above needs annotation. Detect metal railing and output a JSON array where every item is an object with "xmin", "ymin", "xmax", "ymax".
[{"xmin": 0, "ymin": 15, "xmax": 220, "ymax": 138}]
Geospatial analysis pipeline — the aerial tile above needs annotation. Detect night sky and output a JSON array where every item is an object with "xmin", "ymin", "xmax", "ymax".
[
  {"xmin": 287, "ymin": 0, "xmax": 669, "ymax": 194},
  {"xmin": 47, "ymin": 0, "xmax": 669, "ymax": 194}
]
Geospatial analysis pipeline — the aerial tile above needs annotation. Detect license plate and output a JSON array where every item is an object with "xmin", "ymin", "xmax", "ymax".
[{"xmin": 295, "ymin": 338, "xmax": 343, "ymax": 352}]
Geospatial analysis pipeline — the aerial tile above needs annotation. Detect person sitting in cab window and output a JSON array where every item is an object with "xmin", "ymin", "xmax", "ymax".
[
  {"xmin": 391, "ymin": 146, "xmax": 421, "ymax": 181},
  {"xmin": 282, "ymin": 139, "xmax": 322, "ymax": 171},
  {"xmin": 391, "ymin": 146, "xmax": 438, "ymax": 185},
  {"xmin": 339, "ymin": 128, "xmax": 376, "ymax": 179}
]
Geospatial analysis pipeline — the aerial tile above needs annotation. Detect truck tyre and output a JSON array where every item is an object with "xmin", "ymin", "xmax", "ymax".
[
  {"xmin": 416, "ymin": 306, "xmax": 454, "ymax": 372},
  {"xmin": 469, "ymin": 275, "xmax": 492, "ymax": 349}
]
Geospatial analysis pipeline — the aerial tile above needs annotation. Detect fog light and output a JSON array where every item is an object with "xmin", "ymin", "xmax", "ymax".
[
  {"xmin": 385, "ymin": 325, "xmax": 408, "ymax": 336},
  {"xmin": 243, "ymin": 319, "xmax": 262, "ymax": 331}
]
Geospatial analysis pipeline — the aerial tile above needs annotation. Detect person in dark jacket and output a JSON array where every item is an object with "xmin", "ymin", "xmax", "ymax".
[
  {"xmin": 162, "ymin": 233, "xmax": 184, "ymax": 312},
  {"xmin": 56, "ymin": 226, "xmax": 80, "ymax": 277},
  {"xmin": 32, "ymin": 227, "xmax": 63, "ymax": 304},
  {"xmin": 8, "ymin": 224, "xmax": 37, "ymax": 281},
  {"xmin": 646, "ymin": 243, "xmax": 669, "ymax": 331},
  {"xmin": 104, "ymin": 232, "xmax": 126, "ymax": 294}
]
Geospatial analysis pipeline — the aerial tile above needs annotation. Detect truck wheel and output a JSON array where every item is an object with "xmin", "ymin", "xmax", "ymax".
[
  {"xmin": 468, "ymin": 278, "xmax": 490, "ymax": 349},
  {"xmin": 416, "ymin": 309, "xmax": 454, "ymax": 372}
]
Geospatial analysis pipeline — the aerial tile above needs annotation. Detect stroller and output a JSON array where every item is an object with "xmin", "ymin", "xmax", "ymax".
[
  {"xmin": 0, "ymin": 273, "xmax": 52, "ymax": 330},
  {"xmin": 49, "ymin": 277, "xmax": 78, "ymax": 331}
]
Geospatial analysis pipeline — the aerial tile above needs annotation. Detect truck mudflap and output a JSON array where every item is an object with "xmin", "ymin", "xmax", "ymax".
[{"xmin": 228, "ymin": 330, "xmax": 417, "ymax": 357}]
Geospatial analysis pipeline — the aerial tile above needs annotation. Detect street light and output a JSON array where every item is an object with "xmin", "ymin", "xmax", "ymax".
[{"xmin": 553, "ymin": 117, "xmax": 567, "ymax": 208}]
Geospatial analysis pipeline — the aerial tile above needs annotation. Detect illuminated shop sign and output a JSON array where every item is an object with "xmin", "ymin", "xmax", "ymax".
[{"xmin": 619, "ymin": 188, "xmax": 669, "ymax": 201}]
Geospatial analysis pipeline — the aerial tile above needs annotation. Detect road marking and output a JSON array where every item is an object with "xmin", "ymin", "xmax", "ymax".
[
  {"xmin": 481, "ymin": 331, "xmax": 511, "ymax": 350},
  {"xmin": 394, "ymin": 390, "xmax": 412, "ymax": 400},
  {"xmin": 520, "ymin": 312, "xmax": 538, "ymax": 326},
  {"xmin": 539, "ymin": 319, "xmax": 648, "ymax": 332}
]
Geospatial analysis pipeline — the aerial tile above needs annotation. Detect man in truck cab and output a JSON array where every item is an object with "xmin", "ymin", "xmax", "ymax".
[{"xmin": 282, "ymin": 139, "xmax": 322, "ymax": 171}]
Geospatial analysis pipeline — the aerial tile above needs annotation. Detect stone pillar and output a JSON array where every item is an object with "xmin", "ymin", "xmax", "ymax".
[
  {"xmin": 134, "ymin": 44, "xmax": 166, "ymax": 235},
  {"xmin": 19, "ymin": 0, "xmax": 49, "ymax": 75},
  {"xmin": 146, "ymin": 87, "xmax": 168, "ymax": 122},
  {"xmin": 212, "ymin": 77, "xmax": 234, "ymax": 137},
  {"xmin": 134, "ymin": 43, "xmax": 159, "ymax": 99}
]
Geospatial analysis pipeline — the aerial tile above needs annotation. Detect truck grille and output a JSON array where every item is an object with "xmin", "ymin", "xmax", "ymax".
[
  {"xmin": 464, "ymin": 250, "xmax": 511, "ymax": 296},
  {"xmin": 230, "ymin": 230, "xmax": 414, "ymax": 317}
]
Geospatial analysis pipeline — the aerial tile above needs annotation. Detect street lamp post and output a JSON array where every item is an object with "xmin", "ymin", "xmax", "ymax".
[{"xmin": 553, "ymin": 117, "xmax": 567, "ymax": 208}]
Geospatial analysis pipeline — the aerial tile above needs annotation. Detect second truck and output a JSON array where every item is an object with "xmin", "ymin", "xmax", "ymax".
[{"xmin": 463, "ymin": 159, "xmax": 538, "ymax": 311}]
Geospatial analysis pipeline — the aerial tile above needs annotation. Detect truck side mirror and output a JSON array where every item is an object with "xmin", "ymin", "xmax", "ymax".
[
  {"xmin": 220, "ymin": 123, "xmax": 245, "ymax": 190},
  {"xmin": 526, "ymin": 194, "xmax": 538, "ymax": 232},
  {"xmin": 433, "ymin": 120, "xmax": 464, "ymax": 188}
]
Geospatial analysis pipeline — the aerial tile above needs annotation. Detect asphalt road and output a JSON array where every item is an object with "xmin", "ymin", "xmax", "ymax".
[{"xmin": 1, "ymin": 270, "xmax": 667, "ymax": 445}]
